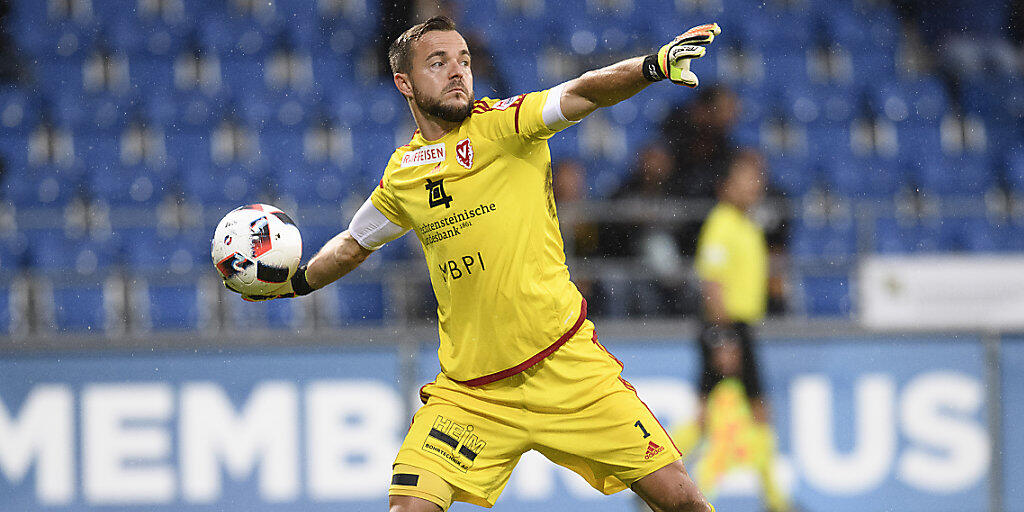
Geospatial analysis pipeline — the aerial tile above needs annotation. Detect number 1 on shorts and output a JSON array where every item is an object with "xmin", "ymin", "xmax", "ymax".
[{"xmin": 634, "ymin": 420, "xmax": 651, "ymax": 439}]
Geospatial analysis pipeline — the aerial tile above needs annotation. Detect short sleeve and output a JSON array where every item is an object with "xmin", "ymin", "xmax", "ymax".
[
  {"xmin": 472, "ymin": 88, "xmax": 573, "ymax": 142},
  {"xmin": 369, "ymin": 175, "xmax": 413, "ymax": 230}
]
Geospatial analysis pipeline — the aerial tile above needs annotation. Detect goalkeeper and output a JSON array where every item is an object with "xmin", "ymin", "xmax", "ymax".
[{"xmin": 237, "ymin": 16, "xmax": 721, "ymax": 512}]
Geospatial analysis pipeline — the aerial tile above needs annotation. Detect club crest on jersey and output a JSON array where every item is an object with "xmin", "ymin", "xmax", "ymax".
[
  {"xmin": 426, "ymin": 178, "xmax": 454, "ymax": 208},
  {"xmin": 455, "ymin": 138, "xmax": 474, "ymax": 169},
  {"xmin": 401, "ymin": 142, "xmax": 446, "ymax": 168}
]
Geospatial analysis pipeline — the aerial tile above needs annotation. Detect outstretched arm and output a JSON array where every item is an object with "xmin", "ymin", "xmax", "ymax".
[{"xmin": 559, "ymin": 23, "xmax": 721, "ymax": 122}]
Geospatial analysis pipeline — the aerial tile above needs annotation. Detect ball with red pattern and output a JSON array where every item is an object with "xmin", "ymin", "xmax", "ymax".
[{"xmin": 211, "ymin": 204, "xmax": 302, "ymax": 295}]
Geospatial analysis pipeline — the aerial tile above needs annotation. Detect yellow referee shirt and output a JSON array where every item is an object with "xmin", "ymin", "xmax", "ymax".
[
  {"xmin": 694, "ymin": 203, "xmax": 768, "ymax": 323},
  {"xmin": 370, "ymin": 89, "xmax": 584, "ymax": 384}
]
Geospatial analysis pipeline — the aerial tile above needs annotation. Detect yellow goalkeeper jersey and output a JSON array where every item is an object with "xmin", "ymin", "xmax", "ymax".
[{"xmin": 370, "ymin": 89, "xmax": 584, "ymax": 384}]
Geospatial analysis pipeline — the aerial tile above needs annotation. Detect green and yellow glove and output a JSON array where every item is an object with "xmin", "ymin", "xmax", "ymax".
[{"xmin": 643, "ymin": 23, "xmax": 721, "ymax": 87}]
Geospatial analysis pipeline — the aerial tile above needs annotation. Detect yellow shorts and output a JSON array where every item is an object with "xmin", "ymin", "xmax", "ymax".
[{"xmin": 390, "ymin": 320, "xmax": 683, "ymax": 508}]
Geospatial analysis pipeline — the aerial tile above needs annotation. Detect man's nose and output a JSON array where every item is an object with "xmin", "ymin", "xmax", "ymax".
[{"xmin": 448, "ymin": 62, "xmax": 466, "ymax": 79}]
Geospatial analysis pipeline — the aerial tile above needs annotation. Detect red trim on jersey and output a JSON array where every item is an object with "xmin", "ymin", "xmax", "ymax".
[
  {"xmin": 513, "ymin": 94, "xmax": 525, "ymax": 133},
  {"xmin": 378, "ymin": 178, "xmax": 384, "ymax": 189},
  {"xmin": 451, "ymin": 298, "xmax": 587, "ymax": 387}
]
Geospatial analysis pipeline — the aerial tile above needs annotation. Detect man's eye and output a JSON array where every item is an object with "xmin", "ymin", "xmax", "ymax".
[{"xmin": 431, "ymin": 61, "xmax": 443, "ymax": 68}]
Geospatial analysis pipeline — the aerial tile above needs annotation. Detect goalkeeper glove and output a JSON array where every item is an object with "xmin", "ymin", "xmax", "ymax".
[
  {"xmin": 643, "ymin": 23, "xmax": 721, "ymax": 87},
  {"xmin": 225, "ymin": 264, "xmax": 316, "ymax": 302}
]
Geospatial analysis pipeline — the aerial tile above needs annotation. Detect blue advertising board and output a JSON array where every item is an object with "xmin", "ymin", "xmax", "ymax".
[{"xmin": 0, "ymin": 336, "xmax": 1009, "ymax": 512}]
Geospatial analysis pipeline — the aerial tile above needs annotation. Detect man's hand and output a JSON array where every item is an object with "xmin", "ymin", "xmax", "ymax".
[
  {"xmin": 228, "ymin": 279, "xmax": 296, "ymax": 302},
  {"xmin": 225, "ymin": 264, "xmax": 316, "ymax": 302},
  {"xmin": 645, "ymin": 23, "xmax": 721, "ymax": 87}
]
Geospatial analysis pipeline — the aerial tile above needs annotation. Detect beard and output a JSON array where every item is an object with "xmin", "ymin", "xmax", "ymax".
[{"xmin": 412, "ymin": 81, "xmax": 474, "ymax": 123}]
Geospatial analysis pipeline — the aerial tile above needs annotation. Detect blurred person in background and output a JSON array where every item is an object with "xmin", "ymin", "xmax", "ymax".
[
  {"xmin": 675, "ymin": 327, "xmax": 791, "ymax": 512},
  {"xmin": 671, "ymin": 149, "xmax": 792, "ymax": 511},
  {"xmin": 552, "ymin": 157, "xmax": 599, "ymax": 300},
  {"xmin": 599, "ymin": 142, "xmax": 696, "ymax": 317},
  {"xmin": 660, "ymin": 85, "xmax": 740, "ymax": 199},
  {"xmin": 0, "ymin": 0, "xmax": 23, "ymax": 83}
]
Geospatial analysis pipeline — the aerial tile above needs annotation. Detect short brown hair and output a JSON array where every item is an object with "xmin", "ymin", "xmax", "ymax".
[{"xmin": 388, "ymin": 16, "xmax": 459, "ymax": 75}]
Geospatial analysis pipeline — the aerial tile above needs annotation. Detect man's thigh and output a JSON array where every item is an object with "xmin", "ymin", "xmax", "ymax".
[
  {"xmin": 391, "ymin": 395, "xmax": 527, "ymax": 508},
  {"xmin": 533, "ymin": 377, "xmax": 684, "ymax": 495}
]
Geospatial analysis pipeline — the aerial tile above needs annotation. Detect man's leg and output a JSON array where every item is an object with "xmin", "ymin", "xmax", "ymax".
[
  {"xmin": 631, "ymin": 459, "xmax": 715, "ymax": 512},
  {"xmin": 389, "ymin": 495, "xmax": 442, "ymax": 512}
]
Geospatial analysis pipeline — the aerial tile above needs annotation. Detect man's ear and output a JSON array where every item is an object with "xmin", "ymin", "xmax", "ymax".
[{"xmin": 394, "ymin": 73, "xmax": 413, "ymax": 99}]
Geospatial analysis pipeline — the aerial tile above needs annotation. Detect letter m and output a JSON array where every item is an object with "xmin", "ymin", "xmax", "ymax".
[
  {"xmin": 180, "ymin": 382, "xmax": 299, "ymax": 503},
  {"xmin": 0, "ymin": 385, "xmax": 74, "ymax": 504}
]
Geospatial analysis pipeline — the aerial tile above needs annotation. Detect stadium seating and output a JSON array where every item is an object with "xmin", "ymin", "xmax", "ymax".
[{"xmin": 0, "ymin": 0, "xmax": 1019, "ymax": 329}]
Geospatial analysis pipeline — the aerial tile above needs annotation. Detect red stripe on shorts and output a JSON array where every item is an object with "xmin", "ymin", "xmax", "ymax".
[
  {"xmin": 451, "ymin": 298, "xmax": 587, "ymax": 387},
  {"xmin": 590, "ymin": 331, "xmax": 684, "ymax": 457}
]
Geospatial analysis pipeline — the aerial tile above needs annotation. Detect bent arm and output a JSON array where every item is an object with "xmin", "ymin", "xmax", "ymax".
[
  {"xmin": 305, "ymin": 231, "xmax": 373, "ymax": 289},
  {"xmin": 303, "ymin": 197, "xmax": 409, "ymax": 291},
  {"xmin": 559, "ymin": 56, "xmax": 653, "ymax": 122}
]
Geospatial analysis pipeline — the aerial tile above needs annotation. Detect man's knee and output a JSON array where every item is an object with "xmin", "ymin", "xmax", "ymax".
[
  {"xmin": 665, "ymin": 490, "xmax": 712, "ymax": 512},
  {"xmin": 389, "ymin": 494, "xmax": 443, "ymax": 512},
  {"xmin": 632, "ymin": 459, "xmax": 712, "ymax": 512}
]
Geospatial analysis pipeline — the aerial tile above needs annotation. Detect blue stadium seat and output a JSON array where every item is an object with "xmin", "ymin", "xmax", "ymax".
[
  {"xmin": 138, "ymin": 280, "xmax": 203, "ymax": 330},
  {"xmin": 0, "ymin": 135, "xmax": 29, "ymax": 174},
  {"xmin": 872, "ymin": 78, "xmax": 949, "ymax": 124},
  {"xmin": 0, "ymin": 283, "xmax": 11, "ymax": 334},
  {"xmin": 872, "ymin": 216, "xmax": 941, "ymax": 253},
  {"xmin": 50, "ymin": 280, "xmax": 111, "ymax": 332},
  {"xmin": 789, "ymin": 218, "xmax": 857, "ymax": 258},
  {"xmin": 130, "ymin": 57, "xmax": 177, "ymax": 95},
  {"xmin": 230, "ymin": 297, "xmax": 299, "ymax": 330},
  {"xmin": 329, "ymin": 281, "xmax": 385, "ymax": 325},
  {"xmin": 120, "ymin": 228, "xmax": 210, "ymax": 272},
  {"xmin": 0, "ymin": 235, "xmax": 27, "ymax": 271},
  {"xmin": 937, "ymin": 215, "xmax": 1000, "ymax": 252},
  {"xmin": 1005, "ymin": 146, "xmax": 1024, "ymax": 194},
  {"xmin": 0, "ymin": 87, "xmax": 38, "ymax": 136},
  {"xmin": 33, "ymin": 58, "xmax": 87, "ymax": 97},
  {"xmin": 915, "ymin": 154, "xmax": 994, "ymax": 197},
  {"xmin": 274, "ymin": 162, "xmax": 354, "ymax": 206},
  {"xmin": 4, "ymin": 167, "xmax": 85, "ymax": 207},
  {"xmin": 767, "ymin": 151, "xmax": 817, "ymax": 197},
  {"xmin": 27, "ymin": 230, "xmax": 118, "ymax": 274},
  {"xmin": 220, "ymin": 57, "xmax": 266, "ymax": 98},
  {"xmin": 798, "ymin": 273, "xmax": 851, "ymax": 317},
  {"xmin": 88, "ymin": 162, "xmax": 178, "ymax": 206},
  {"xmin": 182, "ymin": 162, "xmax": 269, "ymax": 206}
]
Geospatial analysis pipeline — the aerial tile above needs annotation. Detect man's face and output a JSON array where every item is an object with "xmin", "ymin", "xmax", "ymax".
[
  {"xmin": 405, "ymin": 30, "xmax": 474, "ymax": 123},
  {"xmin": 722, "ymin": 158, "xmax": 765, "ymax": 211}
]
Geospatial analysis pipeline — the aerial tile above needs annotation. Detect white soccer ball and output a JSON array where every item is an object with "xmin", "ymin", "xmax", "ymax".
[{"xmin": 211, "ymin": 204, "xmax": 302, "ymax": 295}]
